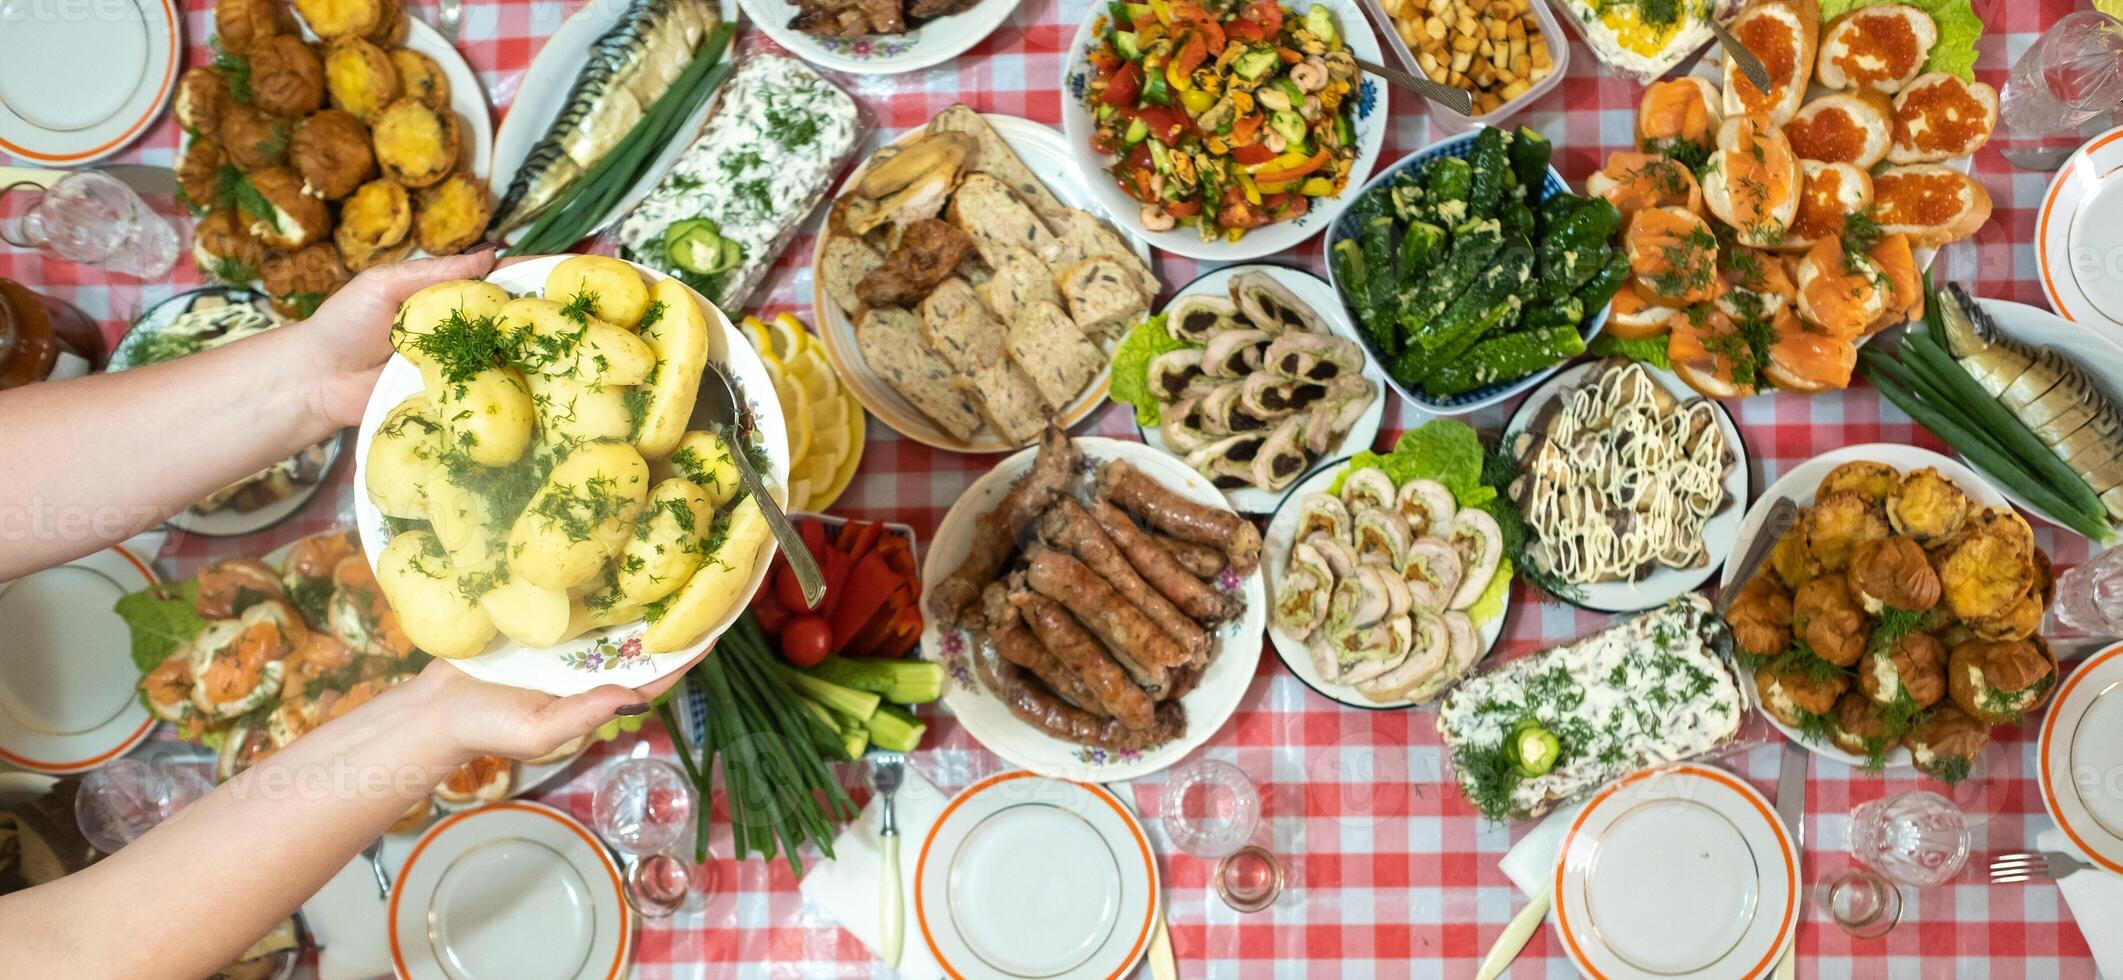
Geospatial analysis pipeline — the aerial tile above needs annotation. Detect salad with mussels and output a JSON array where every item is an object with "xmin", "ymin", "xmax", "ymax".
[{"xmin": 1082, "ymin": 0, "xmax": 1363, "ymax": 241}]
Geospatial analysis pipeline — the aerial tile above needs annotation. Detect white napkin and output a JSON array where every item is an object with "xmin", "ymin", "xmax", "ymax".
[
  {"xmin": 1498, "ymin": 800, "xmax": 1586, "ymax": 904},
  {"xmin": 2038, "ymin": 827, "xmax": 2123, "ymax": 978},
  {"xmin": 799, "ymin": 766, "xmax": 951, "ymax": 980},
  {"xmin": 301, "ymin": 834, "xmax": 414, "ymax": 980}
]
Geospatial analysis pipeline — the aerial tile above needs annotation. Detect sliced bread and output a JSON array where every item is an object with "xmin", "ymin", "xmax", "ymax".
[
  {"xmin": 918, "ymin": 277, "xmax": 1005, "ymax": 368},
  {"xmin": 856, "ymin": 307, "xmax": 983, "ymax": 441},
  {"xmin": 954, "ymin": 360, "xmax": 1050, "ymax": 446},
  {"xmin": 1007, "ymin": 300, "xmax": 1104, "ymax": 411}
]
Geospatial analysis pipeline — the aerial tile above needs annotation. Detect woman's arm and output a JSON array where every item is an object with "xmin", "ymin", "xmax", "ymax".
[
  {"xmin": 0, "ymin": 657, "xmax": 687, "ymax": 980},
  {"xmin": 0, "ymin": 251, "xmax": 498, "ymax": 580}
]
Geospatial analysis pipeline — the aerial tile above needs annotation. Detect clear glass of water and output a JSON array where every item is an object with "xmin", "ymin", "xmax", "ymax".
[
  {"xmin": 1159, "ymin": 758, "xmax": 1260, "ymax": 859},
  {"xmin": 0, "ymin": 172, "xmax": 178, "ymax": 279},
  {"xmin": 1849, "ymin": 791, "xmax": 1970, "ymax": 887},
  {"xmin": 593, "ymin": 758, "xmax": 694, "ymax": 856},
  {"xmin": 73, "ymin": 758, "xmax": 212, "ymax": 854},
  {"xmin": 2048, "ymin": 545, "xmax": 2123, "ymax": 636},
  {"xmin": 1814, "ymin": 867, "xmax": 1903, "ymax": 939},
  {"xmin": 2000, "ymin": 11, "xmax": 2123, "ymax": 170}
]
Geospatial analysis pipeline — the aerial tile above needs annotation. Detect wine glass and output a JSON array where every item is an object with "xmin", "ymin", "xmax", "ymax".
[{"xmin": 73, "ymin": 758, "xmax": 211, "ymax": 853}]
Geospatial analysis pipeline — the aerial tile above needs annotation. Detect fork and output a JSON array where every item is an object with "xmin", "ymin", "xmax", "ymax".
[
  {"xmin": 434, "ymin": 0, "xmax": 462, "ymax": 41},
  {"xmin": 866, "ymin": 754, "xmax": 906, "ymax": 969},
  {"xmin": 361, "ymin": 837, "xmax": 392, "ymax": 899},
  {"xmin": 1990, "ymin": 851, "xmax": 2095, "ymax": 883}
]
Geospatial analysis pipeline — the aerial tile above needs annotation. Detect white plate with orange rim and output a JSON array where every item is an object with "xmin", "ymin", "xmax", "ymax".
[
  {"xmin": 1717, "ymin": 443, "xmax": 2010, "ymax": 768},
  {"xmin": 1552, "ymin": 762, "xmax": 1799, "ymax": 980},
  {"xmin": 2039, "ymin": 641, "xmax": 2123, "ymax": 875},
  {"xmin": 919, "ymin": 438, "xmax": 1265, "ymax": 782},
  {"xmin": 0, "ymin": 543, "xmax": 159, "ymax": 774},
  {"xmin": 915, "ymin": 770, "xmax": 1158, "ymax": 980},
  {"xmin": 0, "ymin": 0, "xmax": 178, "ymax": 165},
  {"xmin": 387, "ymin": 800, "xmax": 631, "ymax": 980},
  {"xmin": 350, "ymin": 254, "xmax": 790, "ymax": 698},
  {"xmin": 811, "ymin": 112, "xmax": 1149, "ymax": 455},
  {"xmin": 2035, "ymin": 124, "xmax": 2123, "ymax": 344}
]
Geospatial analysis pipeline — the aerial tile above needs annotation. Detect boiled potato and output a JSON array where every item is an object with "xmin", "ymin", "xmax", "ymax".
[
  {"xmin": 657, "ymin": 430, "xmax": 741, "ymax": 507},
  {"xmin": 393, "ymin": 278, "xmax": 508, "ymax": 349},
  {"xmin": 523, "ymin": 371, "xmax": 632, "ymax": 445},
  {"xmin": 642, "ymin": 495, "xmax": 768, "ymax": 652},
  {"xmin": 375, "ymin": 531, "xmax": 496, "ymax": 660},
  {"xmin": 546, "ymin": 256, "xmax": 651, "ymax": 330},
  {"xmin": 434, "ymin": 367, "xmax": 534, "ymax": 468},
  {"xmin": 614, "ymin": 479, "xmax": 715, "ymax": 605},
  {"xmin": 506, "ymin": 440, "xmax": 650, "ymax": 590},
  {"xmin": 477, "ymin": 578, "xmax": 573, "ymax": 648},
  {"xmin": 631, "ymin": 279, "xmax": 709, "ymax": 459},
  {"xmin": 424, "ymin": 468, "xmax": 504, "ymax": 587},
  {"xmin": 498, "ymin": 297, "xmax": 655, "ymax": 384},
  {"xmin": 365, "ymin": 394, "xmax": 443, "ymax": 520}
]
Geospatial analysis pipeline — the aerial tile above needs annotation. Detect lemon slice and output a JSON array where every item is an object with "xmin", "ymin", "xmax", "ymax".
[
  {"xmin": 787, "ymin": 353, "xmax": 837, "ymax": 410},
  {"xmin": 808, "ymin": 393, "xmax": 850, "ymax": 465},
  {"xmin": 739, "ymin": 315, "xmax": 774, "ymax": 353},
  {"xmin": 767, "ymin": 314, "xmax": 811, "ymax": 362},
  {"xmin": 809, "ymin": 392, "xmax": 868, "ymax": 513},
  {"xmin": 791, "ymin": 449, "xmax": 838, "ymax": 509},
  {"xmin": 773, "ymin": 373, "xmax": 811, "ymax": 464}
]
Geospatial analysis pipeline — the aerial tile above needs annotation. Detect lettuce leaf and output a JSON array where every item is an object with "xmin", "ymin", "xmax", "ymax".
[
  {"xmin": 1328, "ymin": 420, "xmax": 1496, "ymax": 509},
  {"xmin": 114, "ymin": 580, "xmax": 205, "ymax": 675},
  {"xmin": 1587, "ymin": 332, "xmax": 1672, "ymax": 371},
  {"xmin": 1816, "ymin": 0, "xmax": 1982, "ymax": 80},
  {"xmin": 1467, "ymin": 556, "xmax": 1514, "ymax": 628},
  {"xmin": 1108, "ymin": 314, "xmax": 1197, "ymax": 427}
]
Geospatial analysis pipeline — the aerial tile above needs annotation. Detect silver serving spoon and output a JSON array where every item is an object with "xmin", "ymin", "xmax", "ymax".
[
  {"xmin": 434, "ymin": 0, "xmax": 462, "ymax": 40},
  {"xmin": 691, "ymin": 363, "xmax": 824, "ymax": 607},
  {"xmin": 1353, "ymin": 57, "xmax": 1475, "ymax": 117},
  {"xmin": 1708, "ymin": 17, "xmax": 1772, "ymax": 95},
  {"xmin": 1709, "ymin": 497, "xmax": 1796, "ymax": 662}
]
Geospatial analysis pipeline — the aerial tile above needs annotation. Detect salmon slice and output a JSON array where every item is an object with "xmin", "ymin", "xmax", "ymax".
[
  {"xmin": 1668, "ymin": 308, "xmax": 1757, "ymax": 399},
  {"xmin": 1866, "ymin": 232, "xmax": 1921, "ymax": 332},
  {"xmin": 1717, "ymin": 246, "xmax": 1798, "ymax": 322},
  {"xmin": 1765, "ymin": 308, "xmax": 1857, "ymax": 392},
  {"xmin": 1607, "ymin": 286, "xmax": 1686, "ymax": 341},
  {"xmin": 1636, "ymin": 78, "xmax": 1723, "ymax": 156},
  {"xmin": 1587, "ymin": 152, "xmax": 1704, "ymax": 224},
  {"xmin": 1625, "ymin": 205, "xmax": 1721, "ymax": 305},
  {"xmin": 1794, "ymin": 236, "xmax": 1889, "ymax": 340},
  {"xmin": 1704, "ymin": 113, "xmax": 1802, "ymax": 247}
]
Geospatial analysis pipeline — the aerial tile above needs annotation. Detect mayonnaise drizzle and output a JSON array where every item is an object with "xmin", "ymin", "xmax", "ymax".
[{"xmin": 1524, "ymin": 363, "xmax": 1729, "ymax": 584}]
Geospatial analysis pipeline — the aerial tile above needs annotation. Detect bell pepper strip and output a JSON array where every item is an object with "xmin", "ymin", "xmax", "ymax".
[
  {"xmin": 1228, "ymin": 113, "xmax": 1264, "ymax": 146},
  {"xmin": 829, "ymin": 551, "xmax": 907, "ymax": 652},
  {"xmin": 1252, "ymin": 147, "xmax": 1331, "ymax": 184},
  {"xmin": 753, "ymin": 585, "xmax": 793, "ymax": 635},
  {"xmin": 1164, "ymin": 198, "xmax": 1203, "ymax": 217},
  {"xmin": 876, "ymin": 537, "xmax": 919, "ymax": 599},
  {"xmin": 1230, "ymin": 141, "xmax": 1276, "ymax": 165},
  {"xmin": 1172, "ymin": 31, "xmax": 1208, "ymax": 82},
  {"xmin": 1088, "ymin": 47, "xmax": 1123, "ymax": 74},
  {"xmin": 1276, "ymin": 46, "xmax": 1302, "ymax": 63},
  {"xmin": 1100, "ymin": 61, "xmax": 1142, "ymax": 107},
  {"xmin": 800, "ymin": 521, "xmax": 829, "ymax": 563},
  {"xmin": 841, "ymin": 588, "xmax": 910, "ymax": 657}
]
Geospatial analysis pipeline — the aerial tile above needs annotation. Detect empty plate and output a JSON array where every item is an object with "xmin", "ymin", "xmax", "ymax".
[
  {"xmin": 1554, "ymin": 763, "xmax": 1798, "ymax": 980},
  {"xmin": 0, "ymin": 545, "xmax": 157, "ymax": 773},
  {"xmin": 389, "ymin": 802, "xmax": 630, "ymax": 980},
  {"xmin": 2041, "ymin": 643, "xmax": 2123, "ymax": 874},
  {"xmin": 0, "ymin": 0, "xmax": 177, "ymax": 164},
  {"xmin": 2038, "ymin": 125, "xmax": 2123, "ymax": 334},
  {"xmin": 916, "ymin": 772, "xmax": 1157, "ymax": 979}
]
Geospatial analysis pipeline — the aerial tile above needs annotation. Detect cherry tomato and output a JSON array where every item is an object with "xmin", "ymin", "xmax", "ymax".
[
  {"xmin": 1136, "ymin": 106, "xmax": 1189, "ymax": 143},
  {"xmin": 753, "ymin": 589, "xmax": 793, "ymax": 635},
  {"xmin": 780, "ymin": 615, "xmax": 833, "ymax": 668},
  {"xmin": 774, "ymin": 561, "xmax": 814, "ymax": 611},
  {"xmin": 1100, "ymin": 61, "xmax": 1142, "ymax": 108},
  {"xmin": 1231, "ymin": 143, "xmax": 1277, "ymax": 166}
]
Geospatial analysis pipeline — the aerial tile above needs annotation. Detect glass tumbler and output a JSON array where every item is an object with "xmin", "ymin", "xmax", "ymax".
[
  {"xmin": 1849, "ymin": 791, "xmax": 1970, "ymax": 887},
  {"xmin": 1815, "ymin": 868, "xmax": 1903, "ymax": 940},
  {"xmin": 73, "ymin": 758, "xmax": 211, "ymax": 853},
  {"xmin": 1, "ymin": 172, "xmax": 178, "ymax": 278},
  {"xmin": 1159, "ymin": 758, "xmax": 1260, "ymax": 859},
  {"xmin": 1999, "ymin": 11, "xmax": 2123, "ymax": 170},
  {"xmin": 591, "ymin": 758, "xmax": 700, "ymax": 917}
]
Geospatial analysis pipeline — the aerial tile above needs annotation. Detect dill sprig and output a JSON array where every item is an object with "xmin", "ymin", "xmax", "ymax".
[
  {"xmin": 407, "ymin": 309, "xmax": 516, "ymax": 384},
  {"xmin": 211, "ymin": 38, "xmax": 253, "ymax": 104}
]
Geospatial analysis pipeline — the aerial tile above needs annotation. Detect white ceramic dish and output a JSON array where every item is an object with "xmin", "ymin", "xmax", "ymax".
[
  {"xmin": 1364, "ymin": 0, "xmax": 1568, "ymax": 131},
  {"xmin": 1260, "ymin": 460, "xmax": 1506, "ymax": 710},
  {"xmin": 914, "ymin": 771, "xmax": 1157, "ymax": 979},
  {"xmin": 2040, "ymin": 642, "xmax": 2123, "ymax": 876},
  {"xmin": 2036, "ymin": 125, "xmax": 2123, "ymax": 333},
  {"xmin": 1553, "ymin": 762, "xmax": 1798, "ymax": 980},
  {"xmin": 1504, "ymin": 359, "xmax": 1751, "ymax": 613},
  {"xmin": 811, "ymin": 113, "xmax": 1147, "ymax": 454},
  {"xmin": 488, "ymin": 0, "xmax": 733, "ymax": 245},
  {"xmin": 1717, "ymin": 443, "xmax": 2010, "ymax": 769},
  {"xmin": 1131, "ymin": 264, "xmax": 1387, "ymax": 515},
  {"xmin": 351, "ymin": 255, "xmax": 790, "ymax": 698},
  {"xmin": 1059, "ymin": 0, "xmax": 1389, "ymax": 261},
  {"xmin": 1951, "ymin": 298, "xmax": 2123, "ymax": 542},
  {"xmin": 0, "ymin": 543, "xmax": 158, "ymax": 774},
  {"xmin": 919, "ymin": 438, "xmax": 1265, "ymax": 781},
  {"xmin": 0, "ymin": 0, "xmax": 177, "ymax": 165},
  {"xmin": 387, "ymin": 801, "xmax": 630, "ymax": 980},
  {"xmin": 741, "ymin": 0, "xmax": 1023, "ymax": 75}
]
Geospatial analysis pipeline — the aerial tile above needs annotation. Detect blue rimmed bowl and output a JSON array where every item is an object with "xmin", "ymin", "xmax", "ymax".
[{"xmin": 1324, "ymin": 126, "xmax": 1608, "ymax": 416}]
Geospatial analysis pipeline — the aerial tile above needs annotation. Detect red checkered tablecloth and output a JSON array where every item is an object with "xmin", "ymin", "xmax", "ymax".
[{"xmin": 1, "ymin": 0, "xmax": 2105, "ymax": 974}]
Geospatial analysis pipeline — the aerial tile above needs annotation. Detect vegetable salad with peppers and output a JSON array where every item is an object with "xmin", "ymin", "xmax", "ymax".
[{"xmin": 1083, "ymin": 0, "xmax": 1364, "ymax": 241}]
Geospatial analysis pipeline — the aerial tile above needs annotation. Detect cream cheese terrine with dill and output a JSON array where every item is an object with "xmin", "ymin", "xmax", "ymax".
[
  {"xmin": 618, "ymin": 54, "xmax": 860, "ymax": 311},
  {"xmin": 1436, "ymin": 594, "xmax": 1744, "ymax": 820}
]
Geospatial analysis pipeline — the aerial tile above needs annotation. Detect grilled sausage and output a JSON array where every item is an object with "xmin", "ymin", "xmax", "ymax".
[
  {"xmin": 971, "ymin": 642, "xmax": 1185, "ymax": 751},
  {"xmin": 1088, "ymin": 499, "xmax": 1243, "ymax": 622},
  {"xmin": 928, "ymin": 425, "xmax": 1079, "ymax": 628},
  {"xmin": 1040, "ymin": 500, "xmax": 1211, "ymax": 665},
  {"xmin": 1025, "ymin": 549, "xmax": 1192, "ymax": 674},
  {"xmin": 1012, "ymin": 590, "xmax": 1156, "ymax": 729},
  {"xmin": 992, "ymin": 615, "xmax": 1107, "ymax": 717},
  {"xmin": 1097, "ymin": 459, "xmax": 1262, "ymax": 574},
  {"xmin": 1153, "ymin": 533, "xmax": 1227, "ymax": 579}
]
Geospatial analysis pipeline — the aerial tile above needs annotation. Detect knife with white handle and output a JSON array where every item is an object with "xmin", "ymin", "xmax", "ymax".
[{"xmin": 1476, "ymin": 886, "xmax": 1551, "ymax": 980}]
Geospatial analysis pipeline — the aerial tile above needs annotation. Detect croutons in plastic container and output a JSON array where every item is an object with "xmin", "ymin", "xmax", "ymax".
[
  {"xmin": 609, "ymin": 45, "xmax": 873, "ymax": 315},
  {"xmin": 1361, "ymin": 0, "xmax": 1568, "ymax": 131}
]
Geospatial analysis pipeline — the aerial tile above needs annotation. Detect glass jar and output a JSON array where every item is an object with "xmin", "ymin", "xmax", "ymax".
[{"xmin": 0, "ymin": 277, "xmax": 104, "ymax": 390}]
